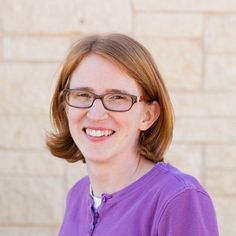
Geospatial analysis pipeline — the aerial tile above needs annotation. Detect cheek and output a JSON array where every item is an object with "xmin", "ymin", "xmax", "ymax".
[
  {"xmin": 67, "ymin": 109, "xmax": 84, "ymax": 129},
  {"xmin": 117, "ymin": 112, "xmax": 142, "ymax": 136}
]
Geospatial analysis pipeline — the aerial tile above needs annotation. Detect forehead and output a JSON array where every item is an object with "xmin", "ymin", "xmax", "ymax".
[{"xmin": 69, "ymin": 54, "xmax": 140, "ymax": 94}]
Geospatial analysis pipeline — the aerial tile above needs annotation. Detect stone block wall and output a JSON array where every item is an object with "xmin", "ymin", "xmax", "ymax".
[{"xmin": 0, "ymin": 0, "xmax": 236, "ymax": 235}]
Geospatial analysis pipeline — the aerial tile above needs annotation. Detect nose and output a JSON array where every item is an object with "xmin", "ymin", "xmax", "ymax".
[{"xmin": 86, "ymin": 98, "xmax": 108, "ymax": 121}]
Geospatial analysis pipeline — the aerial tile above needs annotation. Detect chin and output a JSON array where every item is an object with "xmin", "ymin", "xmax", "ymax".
[{"xmin": 82, "ymin": 151, "xmax": 112, "ymax": 163}]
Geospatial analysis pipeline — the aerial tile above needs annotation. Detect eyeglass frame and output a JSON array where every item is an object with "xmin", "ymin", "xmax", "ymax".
[{"xmin": 63, "ymin": 88, "xmax": 146, "ymax": 112}]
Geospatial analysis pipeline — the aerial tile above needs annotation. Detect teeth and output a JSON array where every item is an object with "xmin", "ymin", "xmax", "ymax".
[{"xmin": 85, "ymin": 128, "xmax": 114, "ymax": 137}]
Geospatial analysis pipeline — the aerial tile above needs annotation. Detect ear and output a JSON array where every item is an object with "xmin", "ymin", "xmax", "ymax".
[{"xmin": 139, "ymin": 101, "xmax": 160, "ymax": 131}]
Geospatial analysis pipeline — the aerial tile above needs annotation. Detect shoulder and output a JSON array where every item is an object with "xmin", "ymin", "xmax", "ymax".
[
  {"xmin": 150, "ymin": 163, "xmax": 213, "ymax": 214},
  {"xmin": 67, "ymin": 176, "xmax": 90, "ymax": 202},
  {"xmin": 154, "ymin": 163, "xmax": 209, "ymax": 198},
  {"xmin": 153, "ymin": 164, "xmax": 219, "ymax": 234}
]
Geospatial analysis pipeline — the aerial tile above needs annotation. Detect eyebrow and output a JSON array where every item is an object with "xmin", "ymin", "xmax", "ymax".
[{"xmin": 70, "ymin": 86, "xmax": 130, "ymax": 94}]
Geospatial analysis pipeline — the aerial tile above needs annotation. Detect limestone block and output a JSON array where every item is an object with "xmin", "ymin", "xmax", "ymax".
[
  {"xmin": 205, "ymin": 145, "xmax": 236, "ymax": 170},
  {"xmin": 66, "ymin": 162, "xmax": 88, "ymax": 189},
  {"xmin": 206, "ymin": 169, "xmax": 236, "ymax": 195},
  {"xmin": 171, "ymin": 92, "xmax": 236, "ymax": 117},
  {"xmin": 72, "ymin": 0, "xmax": 132, "ymax": 34},
  {"xmin": 165, "ymin": 144, "xmax": 203, "ymax": 180},
  {"xmin": 0, "ymin": 150, "xmax": 65, "ymax": 176},
  {"xmin": 3, "ymin": 36, "xmax": 72, "ymax": 61},
  {"xmin": 173, "ymin": 118, "xmax": 236, "ymax": 143},
  {"xmin": 134, "ymin": 13, "xmax": 202, "ymax": 37},
  {"xmin": 1, "ymin": 0, "xmax": 77, "ymax": 33},
  {"xmin": 133, "ymin": 0, "xmax": 236, "ymax": 12},
  {"xmin": 1, "ymin": 0, "xmax": 132, "ymax": 33},
  {"xmin": 0, "ymin": 38, "xmax": 2, "ymax": 59},
  {"xmin": 0, "ymin": 177, "xmax": 65, "ymax": 224},
  {"xmin": 205, "ymin": 16, "xmax": 236, "ymax": 53},
  {"xmin": 0, "ymin": 62, "xmax": 59, "ymax": 115},
  {"xmin": 213, "ymin": 197, "xmax": 236, "ymax": 236},
  {"xmin": 0, "ymin": 227, "xmax": 58, "ymax": 236},
  {"xmin": 0, "ymin": 115, "xmax": 50, "ymax": 149},
  {"xmin": 0, "ymin": 4, "xmax": 3, "ymax": 32},
  {"xmin": 205, "ymin": 55, "xmax": 236, "ymax": 91},
  {"xmin": 140, "ymin": 39, "xmax": 202, "ymax": 91}
]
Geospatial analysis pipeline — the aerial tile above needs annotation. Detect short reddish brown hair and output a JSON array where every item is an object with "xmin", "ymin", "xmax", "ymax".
[{"xmin": 46, "ymin": 33, "xmax": 174, "ymax": 163}]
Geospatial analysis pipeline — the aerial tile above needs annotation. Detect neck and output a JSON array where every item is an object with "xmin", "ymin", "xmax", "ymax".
[{"xmin": 86, "ymin": 156, "xmax": 155, "ymax": 197}]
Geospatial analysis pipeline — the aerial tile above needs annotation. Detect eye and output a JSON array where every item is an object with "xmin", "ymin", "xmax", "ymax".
[
  {"xmin": 77, "ymin": 92, "xmax": 91, "ymax": 98},
  {"xmin": 105, "ymin": 94, "xmax": 131, "ymax": 105},
  {"xmin": 72, "ymin": 91, "xmax": 91, "ymax": 98},
  {"xmin": 109, "ymin": 94, "xmax": 129, "ymax": 100}
]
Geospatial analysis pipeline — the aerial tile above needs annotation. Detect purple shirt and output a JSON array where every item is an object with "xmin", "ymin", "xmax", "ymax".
[{"xmin": 58, "ymin": 163, "xmax": 219, "ymax": 236}]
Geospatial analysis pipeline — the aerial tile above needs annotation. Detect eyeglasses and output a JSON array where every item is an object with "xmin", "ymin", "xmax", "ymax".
[{"xmin": 63, "ymin": 89, "xmax": 145, "ymax": 112}]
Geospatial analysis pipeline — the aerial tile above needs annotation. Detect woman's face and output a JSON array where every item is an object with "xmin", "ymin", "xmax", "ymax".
[{"xmin": 66, "ymin": 53, "xmax": 151, "ymax": 164}]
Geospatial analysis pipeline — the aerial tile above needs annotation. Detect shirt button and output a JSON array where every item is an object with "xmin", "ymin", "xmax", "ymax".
[{"xmin": 102, "ymin": 196, "xmax": 107, "ymax": 202}]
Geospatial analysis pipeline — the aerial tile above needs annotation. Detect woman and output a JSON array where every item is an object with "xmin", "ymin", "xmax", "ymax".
[{"xmin": 46, "ymin": 34, "xmax": 219, "ymax": 235}]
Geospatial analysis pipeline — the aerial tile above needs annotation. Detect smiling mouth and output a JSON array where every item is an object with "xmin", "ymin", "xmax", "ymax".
[{"xmin": 83, "ymin": 128, "xmax": 115, "ymax": 137}]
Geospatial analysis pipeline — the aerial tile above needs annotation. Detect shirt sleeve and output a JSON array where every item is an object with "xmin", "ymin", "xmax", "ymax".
[{"xmin": 158, "ymin": 188, "xmax": 219, "ymax": 236}]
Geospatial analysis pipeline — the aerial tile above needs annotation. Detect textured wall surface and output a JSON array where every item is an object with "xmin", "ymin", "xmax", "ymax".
[{"xmin": 0, "ymin": 0, "xmax": 236, "ymax": 235}]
